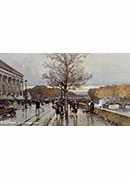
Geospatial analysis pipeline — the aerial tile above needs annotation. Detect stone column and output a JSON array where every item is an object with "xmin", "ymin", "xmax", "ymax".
[
  {"xmin": 15, "ymin": 79, "xmax": 20, "ymax": 97},
  {"xmin": 17, "ymin": 79, "xmax": 21, "ymax": 97},
  {"xmin": 10, "ymin": 78, "xmax": 14, "ymax": 95},
  {"xmin": 21, "ymin": 80, "xmax": 24, "ymax": 96},
  {"xmin": 20, "ymin": 80, "xmax": 24, "ymax": 96},
  {"xmin": 14, "ymin": 79, "xmax": 17, "ymax": 97},
  {"xmin": 2, "ymin": 75, "xmax": 8, "ymax": 96},
  {"xmin": 12, "ymin": 79, "xmax": 16, "ymax": 96},
  {"xmin": 15, "ymin": 79, "xmax": 18, "ymax": 97},
  {"xmin": 6, "ymin": 76, "xmax": 9, "ymax": 96},
  {"xmin": 8, "ymin": 77, "xmax": 12, "ymax": 95},
  {"xmin": 11, "ymin": 78, "xmax": 14, "ymax": 96},
  {"xmin": 0, "ymin": 74, "xmax": 3, "ymax": 96}
]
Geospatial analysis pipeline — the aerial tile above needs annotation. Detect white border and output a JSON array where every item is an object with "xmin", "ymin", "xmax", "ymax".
[{"xmin": 0, "ymin": 0, "xmax": 130, "ymax": 180}]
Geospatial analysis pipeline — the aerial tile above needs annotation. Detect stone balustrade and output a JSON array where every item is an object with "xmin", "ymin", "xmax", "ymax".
[{"xmin": 95, "ymin": 108, "xmax": 130, "ymax": 126}]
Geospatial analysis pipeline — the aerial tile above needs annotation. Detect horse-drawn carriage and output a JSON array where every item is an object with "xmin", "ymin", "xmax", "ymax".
[{"xmin": 0, "ymin": 100, "xmax": 16, "ymax": 119}]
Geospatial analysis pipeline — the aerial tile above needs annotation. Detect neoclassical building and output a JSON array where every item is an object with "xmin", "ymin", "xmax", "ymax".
[{"xmin": 0, "ymin": 59, "xmax": 24, "ymax": 98}]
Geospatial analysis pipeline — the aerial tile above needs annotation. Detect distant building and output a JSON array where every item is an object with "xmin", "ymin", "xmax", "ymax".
[{"xmin": 0, "ymin": 59, "xmax": 24, "ymax": 98}]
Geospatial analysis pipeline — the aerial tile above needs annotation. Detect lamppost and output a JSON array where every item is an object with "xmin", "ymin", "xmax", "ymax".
[{"xmin": 24, "ymin": 80, "xmax": 28, "ymax": 109}]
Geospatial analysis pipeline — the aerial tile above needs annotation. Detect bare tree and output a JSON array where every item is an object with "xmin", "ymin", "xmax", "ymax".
[{"xmin": 43, "ymin": 53, "xmax": 92, "ymax": 125}]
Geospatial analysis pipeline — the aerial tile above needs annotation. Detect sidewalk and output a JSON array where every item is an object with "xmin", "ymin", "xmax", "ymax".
[{"xmin": 0, "ymin": 105, "xmax": 45, "ymax": 126}]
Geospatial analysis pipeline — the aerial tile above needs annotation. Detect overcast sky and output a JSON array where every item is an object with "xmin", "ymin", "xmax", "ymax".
[{"xmin": 0, "ymin": 53, "xmax": 130, "ymax": 87}]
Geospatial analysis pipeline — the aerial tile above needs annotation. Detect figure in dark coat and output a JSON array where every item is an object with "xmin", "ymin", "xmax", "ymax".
[
  {"xmin": 35, "ymin": 100, "xmax": 40, "ymax": 115},
  {"xmin": 89, "ymin": 101, "xmax": 94, "ymax": 114}
]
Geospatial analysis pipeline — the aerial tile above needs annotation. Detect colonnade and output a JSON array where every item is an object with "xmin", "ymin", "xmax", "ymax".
[{"xmin": 0, "ymin": 73, "xmax": 24, "ymax": 97}]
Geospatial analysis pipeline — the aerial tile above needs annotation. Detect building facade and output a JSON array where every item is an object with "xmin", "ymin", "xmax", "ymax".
[{"xmin": 0, "ymin": 60, "xmax": 24, "ymax": 98}]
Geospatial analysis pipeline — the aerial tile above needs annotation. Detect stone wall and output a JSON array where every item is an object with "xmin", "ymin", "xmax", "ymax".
[{"xmin": 95, "ymin": 108, "xmax": 130, "ymax": 126}]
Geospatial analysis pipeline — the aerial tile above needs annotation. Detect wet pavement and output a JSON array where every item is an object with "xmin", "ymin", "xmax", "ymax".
[
  {"xmin": 0, "ymin": 104, "xmax": 53, "ymax": 126},
  {"xmin": 49, "ymin": 108, "xmax": 110, "ymax": 126},
  {"xmin": 0, "ymin": 104, "xmax": 109, "ymax": 126},
  {"xmin": 69, "ymin": 109, "xmax": 110, "ymax": 126}
]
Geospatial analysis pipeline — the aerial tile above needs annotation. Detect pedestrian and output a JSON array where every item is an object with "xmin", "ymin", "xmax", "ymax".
[
  {"xmin": 41, "ymin": 101, "xmax": 44, "ymax": 112},
  {"xmin": 35, "ymin": 100, "xmax": 41, "ymax": 116},
  {"xmin": 89, "ymin": 101, "xmax": 94, "ymax": 114},
  {"xmin": 89, "ymin": 100, "xmax": 95, "ymax": 125},
  {"xmin": 55, "ymin": 103, "xmax": 60, "ymax": 120},
  {"xmin": 69, "ymin": 100, "xmax": 73, "ymax": 111},
  {"xmin": 21, "ymin": 101, "xmax": 24, "ymax": 111},
  {"xmin": 71, "ymin": 100, "xmax": 79, "ymax": 125},
  {"xmin": 59, "ymin": 104, "xmax": 64, "ymax": 126},
  {"xmin": 72, "ymin": 101, "xmax": 79, "ymax": 113},
  {"xmin": 52, "ymin": 99, "xmax": 55, "ymax": 105},
  {"xmin": 29, "ymin": 101, "xmax": 32, "ymax": 111}
]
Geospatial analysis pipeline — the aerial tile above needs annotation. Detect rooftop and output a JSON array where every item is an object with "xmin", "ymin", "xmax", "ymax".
[{"xmin": 0, "ymin": 59, "xmax": 23, "ymax": 77}]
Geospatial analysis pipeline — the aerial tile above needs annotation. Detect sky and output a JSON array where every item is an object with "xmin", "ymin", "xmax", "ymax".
[{"xmin": 0, "ymin": 53, "xmax": 130, "ymax": 87}]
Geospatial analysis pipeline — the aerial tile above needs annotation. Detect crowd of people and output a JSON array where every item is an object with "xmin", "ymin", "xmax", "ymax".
[
  {"xmin": 51, "ymin": 98, "xmax": 95, "ymax": 125},
  {"xmin": 0, "ymin": 95, "xmax": 96, "ymax": 124},
  {"xmin": 0, "ymin": 97, "xmax": 120, "ymax": 126}
]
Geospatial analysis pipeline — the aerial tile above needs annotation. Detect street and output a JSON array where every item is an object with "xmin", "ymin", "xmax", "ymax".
[
  {"xmin": 49, "ymin": 107, "xmax": 110, "ymax": 126},
  {"xmin": 0, "ymin": 103, "xmax": 109, "ymax": 126},
  {"xmin": 0, "ymin": 104, "xmax": 55, "ymax": 126}
]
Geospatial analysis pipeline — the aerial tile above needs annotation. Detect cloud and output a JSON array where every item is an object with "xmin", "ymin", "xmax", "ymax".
[
  {"xmin": 0, "ymin": 53, "xmax": 130, "ymax": 86},
  {"xmin": 86, "ymin": 53, "xmax": 130, "ymax": 85},
  {"xmin": 0, "ymin": 53, "xmax": 46, "ymax": 85}
]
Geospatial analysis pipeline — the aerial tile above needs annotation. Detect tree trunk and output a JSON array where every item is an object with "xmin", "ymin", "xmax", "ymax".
[{"xmin": 64, "ymin": 89, "xmax": 69, "ymax": 126}]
